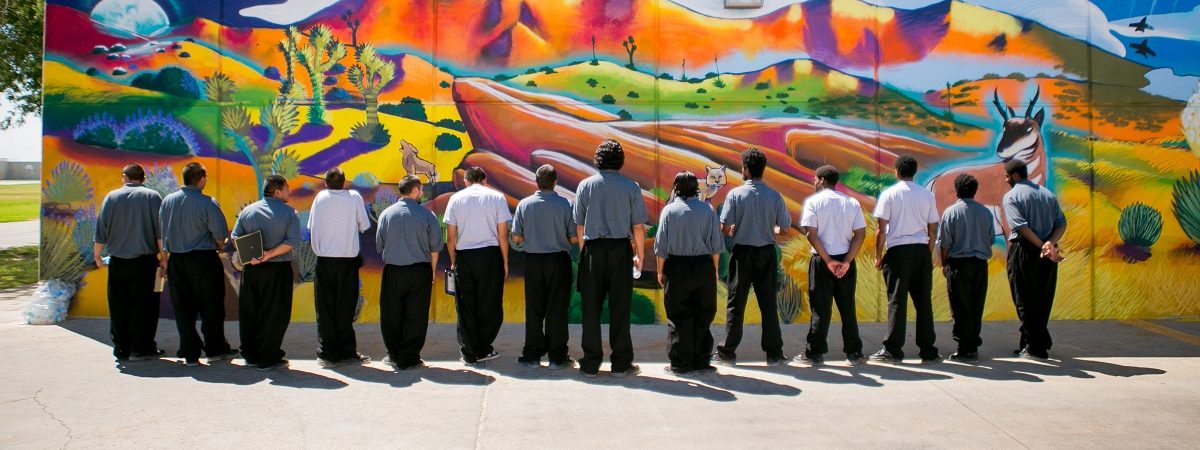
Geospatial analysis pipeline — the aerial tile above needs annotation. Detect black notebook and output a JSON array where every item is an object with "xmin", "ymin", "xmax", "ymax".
[{"xmin": 234, "ymin": 231, "xmax": 264, "ymax": 266}]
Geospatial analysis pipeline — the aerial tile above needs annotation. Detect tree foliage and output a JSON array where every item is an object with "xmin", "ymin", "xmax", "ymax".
[{"xmin": 0, "ymin": 0, "xmax": 45, "ymax": 128}]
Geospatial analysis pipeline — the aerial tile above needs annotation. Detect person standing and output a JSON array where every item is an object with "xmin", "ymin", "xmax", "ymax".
[
  {"xmin": 376, "ymin": 176, "xmax": 444, "ymax": 370},
  {"xmin": 159, "ymin": 162, "xmax": 238, "ymax": 366},
  {"xmin": 232, "ymin": 175, "xmax": 302, "ymax": 371},
  {"xmin": 512, "ymin": 165, "xmax": 578, "ymax": 370},
  {"xmin": 95, "ymin": 164, "xmax": 164, "ymax": 362},
  {"xmin": 937, "ymin": 174, "xmax": 995, "ymax": 365},
  {"xmin": 308, "ymin": 168, "xmax": 371, "ymax": 368},
  {"xmin": 573, "ymin": 139, "xmax": 649, "ymax": 378},
  {"xmin": 870, "ymin": 155, "xmax": 942, "ymax": 365},
  {"xmin": 1002, "ymin": 159, "xmax": 1066, "ymax": 360},
  {"xmin": 713, "ymin": 148, "xmax": 790, "ymax": 367},
  {"xmin": 655, "ymin": 172, "xmax": 724, "ymax": 376},
  {"xmin": 796, "ymin": 166, "xmax": 867, "ymax": 366},
  {"xmin": 444, "ymin": 167, "xmax": 511, "ymax": 365}
]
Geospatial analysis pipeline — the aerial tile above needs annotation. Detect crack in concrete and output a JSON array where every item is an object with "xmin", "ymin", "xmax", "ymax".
[
  {"xmin": 474, "ymin": 377, "xmax": 491, "ymax": 450},
  {"xmin": 928, "ymin": 382, "xmax": 1030, "ymax": 450},
  {"xmin": 32, "ymin": 388, "xmax": 74, "ymax": 450}
]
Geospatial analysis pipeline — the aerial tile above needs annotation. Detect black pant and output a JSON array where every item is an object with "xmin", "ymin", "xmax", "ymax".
[
  {"xmin": 238, "ymin": 262, "xmax": 294, "ymax": 368},
  {"xmin": 107, "ymin": 254, "xmax": 160, "ymax": 358},
  {"xmin": 578, "ymin": 239, "xmax": 635, "ymax": 373},
  {"xmin": 380, "ymin": 262, "xmax": 433, "ymax": 367},
  {"xmin": 521, "ymin": 251, "xmax": 572, "ymax": 363},
  {"xmin": 717, "ymin": 244, "xmax": 784, "ymax": 360},
  {"xmin": 806, "ymin": 254, "xmax": 863, "ymax": 357},
  {"xmin": 663, "ymin": 255, "xmax": 717, "ymax": 371},
  {"xmin": 881, "ymin": 244, "xmax": 938, "ymax": 360},
  {"xmin": 314, "ymin": 256, "xmax": 361, "ymax": 361},
  {"xmin": 947, "ymin": 257, "xmax": 988, "ymax": 354},
  {"xmin": 455, "ymin": 246, "xmax": 504, "ymax": 362},
  {"xmin": 1007, "ymin": 241, "xmax": 1057, "ymax": 353},
  {"xmin": 167, "ymin": 250, "xmax": 232, "ymax": 360}
]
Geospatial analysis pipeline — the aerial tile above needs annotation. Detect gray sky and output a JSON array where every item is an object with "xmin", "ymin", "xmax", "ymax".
[{"xmin": 0, "ymin": 101, "xmax": 41, "ymax": 162}]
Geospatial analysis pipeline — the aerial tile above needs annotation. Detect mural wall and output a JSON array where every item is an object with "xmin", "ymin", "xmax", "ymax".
[{"xmin": 41, "ymin": 0, "xmax": 1200, "ymax": 324}]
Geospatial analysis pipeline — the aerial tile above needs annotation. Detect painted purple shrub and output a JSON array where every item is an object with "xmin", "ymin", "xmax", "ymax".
[
  {"xmin": 116, "ymin": 110, "xmax": 200, "ymax": 155},
  {"xmin": 72, "ymin": 112, "xmax": 119, "ymax": 149}
]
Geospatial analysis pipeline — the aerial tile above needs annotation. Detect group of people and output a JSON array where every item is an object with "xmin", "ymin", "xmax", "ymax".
[{"xmin": 94, "ymin": 138, "xmax": 1066, "ymax": 377}]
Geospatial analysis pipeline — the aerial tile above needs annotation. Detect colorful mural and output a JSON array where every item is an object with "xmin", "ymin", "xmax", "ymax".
[{"xmin": 41, "ymin": 0, "xmax": 1200, "ymax": 324}]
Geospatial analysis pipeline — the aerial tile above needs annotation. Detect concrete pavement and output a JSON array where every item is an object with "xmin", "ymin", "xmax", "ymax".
[
  {"xmin": 0, "ymin": 220, "xmax": 38, "ymax": 250},
  {"xmin": 1, "ymin": 286, "xmax": 1198, "ymax": 449}
]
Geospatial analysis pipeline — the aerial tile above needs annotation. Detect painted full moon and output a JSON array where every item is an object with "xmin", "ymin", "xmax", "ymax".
[{"xmin": 90, "ymin": 0, "xmax": 171, "ymax": 37}]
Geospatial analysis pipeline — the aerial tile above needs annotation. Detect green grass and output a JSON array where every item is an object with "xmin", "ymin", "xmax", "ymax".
[
  {"xmin": 0, "ymin": 184, "xmax": 40, "ymax": 223},
  {"xmin": 0, "ymin": 246, "xmax": 38, "ymax": 289}
]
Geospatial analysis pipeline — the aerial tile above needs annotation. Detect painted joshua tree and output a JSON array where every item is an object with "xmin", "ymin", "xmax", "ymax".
[
  {"xmin": 928, "ymin": 87, "xmax": 1049, "ymax": 236},
  {"xmin": 291, "ymin": 25, "xmax": 347, "ymax": 125},
  {"xmin": 348, "ymin": 43, "xmax": 396, "ymax": 144}
]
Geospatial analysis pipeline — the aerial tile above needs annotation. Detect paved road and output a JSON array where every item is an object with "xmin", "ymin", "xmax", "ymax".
[
  {"xmin": 0, "ymin": 220, "xmax": 37, "ymax": 250},
  {"xmin": 0, "ymin": 287, "xmax": 1197, "ymax": 449}
]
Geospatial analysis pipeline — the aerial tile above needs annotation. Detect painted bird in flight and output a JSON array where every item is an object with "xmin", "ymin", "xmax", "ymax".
[
  {"xmin": 1131, "ymin": 39, "xmax": 1156, "ymax": 58},
  {"xmin": 1128, "ymin": 16, "xmax": 1153, "ymax": 32}
]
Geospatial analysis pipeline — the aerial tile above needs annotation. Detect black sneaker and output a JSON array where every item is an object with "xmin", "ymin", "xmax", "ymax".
[
  {"xmin": 1019, "ymin": 348, "xmax": 1050, "ymax": 360},
  {"xmin": 664, "ymin": 366, "xmax": 693, "ymax": 377},
  {"xmin": 206, "ymin": 350, "xmax": 240, "ymax": 364},
  {"xmin": 868, "ymin": 349, "xmax": 901, "ymax": 364},
  {"xmin": 948, "ymin": 352, "xmax": 980, "ymax": 365},
  {"xmin": 766, "ymin": 356, "xmax": 789, "ymax": 367},
  {"xmin": 129, "ymin": 350, "xmax": 165, "ymax": 362},
  {"xmin": 846, "ymin": 353, "xmax": 867, "ymax": 366},
  {"xmin": 548, "ymin": 359, "xmax": 576, "ymax": 370},
  {"xmin": 256, "ymin": 359, "xmax": 290, "ymax": 371},
  {"xmin": 692, "ymin": 365, "xmax": 718, "ymax": 375},
  {"xmin": 184, "ymin": 358, "xmax": 200, "ymax": 367},
  {"xmin": 580, "ymin": 368, "xmax": 599, "ymax": 378},
  {"xmin": 920, "ymin": 354, "xmax": 944, "ymax": 365},
  {"xmin": 398, "ymin": 360, "xmax": 427, "ymax": 371},
  {"xmin": 478, "ymin": 351, "xmax": 501, "ymax": 362},
  {"xmin": 459, "ymin": 356, "xmax": 479, "ymax": 366},
  {"xmin": 343, "ymin": 353, "xmax": 371, "ymax": 365},
  {"xmin": 792, "ymin": 352, "xmax": 823, "ymax": 366},
  {"xmin": 610, "ymin": 365, "xmax": 641, "ymax": 378},
  {"xmin": 518, "ymin": 358, "xmax": 541, "ymax": 369},
  {"xmin": 318, "ymin": 358, "xmax": 345, "ymax": 368},
  {"xmin": 712, "ymin": 352, "xmax": 736, "ymax": 367}
]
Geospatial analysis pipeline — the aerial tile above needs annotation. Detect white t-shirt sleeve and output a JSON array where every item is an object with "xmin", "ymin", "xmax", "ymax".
[
  {"xmin": 873, "ymin": 190, "xmax": 891, "ymax": 220},
  {"xmin": 925, "ymin": 192, "xmax": 940, "ymax": 224},
  {"xmin": 494, "ymin": 192, "xmax": 513, "ymax": 224},
  {"xmin": 443, "ymin": 197, "xmax": 457, "ymax": 225},
  {"xmin": 799, "ymin": 198, "xmax": 816, "ymax": 229},
  {"xmin": 851, "ymin": 199, "xmax": 867, "ymax": 231}
]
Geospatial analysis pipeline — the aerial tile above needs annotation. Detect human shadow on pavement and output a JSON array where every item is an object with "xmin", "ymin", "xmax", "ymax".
[
  {"xmin": 737, "ymin": 361, "xmax": 952, "ymax": 387},
  {"xmin": 480, "ymin": 360, "xmax": 740, "ymax": 402},
  {"xmin": 115, "ymin": 359, "xmax": 348, "ymax": 389},
  {"xmin": 930, "ymin": 356, "xmax": 1165, "ymax": 381},
  {"xmin": 328, "ymin": 364, "xmax": 496, "ymax": 388}
]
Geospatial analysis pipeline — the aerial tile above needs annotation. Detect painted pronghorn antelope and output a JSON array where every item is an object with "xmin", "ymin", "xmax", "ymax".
[{"xmin": 928, "ymin": 86, "xmax": 1048, "ymax": 237}]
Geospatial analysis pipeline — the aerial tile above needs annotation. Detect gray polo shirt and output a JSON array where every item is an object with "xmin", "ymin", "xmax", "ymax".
[
  {"xmin": 936, "ymin": 199, "xmax": 994, "ymax": 260},
  {"xmin": 377, "ymin": 198, "xmax": 445, "ymax": 266},
  {"xmin": 654, "ymin": 197, "xmax": 723, "ymax": 258},
  {"xmin": 720, "ymin": 180, "xmax": 790, "ymax": 247},
  {"xmin": 512, "ymin": 190, "xmax": 576, "ymax": 254},
  {"xmin": 573, "ymin": 170, "xmax": 649, "ymax": 240},
  {"xmin": 231, "ymin": 197, "xmax": 302, "ymax": 262},
  {"xmin": 1003, "ymin": 181, "xmax": 1066, "ymax": 242},
  {"xmin": 95, "ymin": 183, "xmax": 162, "ymax": 259},
  {"xmin": 160, "ymin": 186, "xmax": 228, "ymax": 254}
]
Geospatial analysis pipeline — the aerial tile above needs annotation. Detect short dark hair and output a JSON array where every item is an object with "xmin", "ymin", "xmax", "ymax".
[
  {"xmin": 672, "ymin": 171, "xmax": 700, "ymax": 199},
  {"xmin": 742, "ymin": 148, "xmax": 767, "ymax": 179},
  {"xmin": 594, "ymin": 139, "xmax": 625, "ymax": 171},
  {"xmin": 894, "ymin": 155, "xmax": 917, "ymax": 179},
  {"xmin": 1004, "ymin": 159, "xmax": 1028, "ymax": 179},
  {"xmin": 182, "ymin": 162, "xmax": 206, "ymax": 187},
  {"xmin": 815, "ymin": 165, "xmax": 840, "ymax": 188},
  {"xmin": 398, "ymin": 175, "xmax": 423, "ymax": 195},
  {"xmin": 263, "ymin": 174, "xmax": 288, "ymax": 198},
  {"xmin": 123, "ymin": 164, "xmax": 145, "ymax": 182},
  {"xmin": 324, "ymin": 168, "xmax": 346, "ymax": 190},
  {"xmin": 464, "ymin": 166, "xmax": 486, "ymax": 183},
  {"xmin": 954, "ymin": 174, "xmax": 978, "ymax": 199},
  {"xmin": 535, "ymin": 164, "xmax": 557, "ymax": 190}
]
